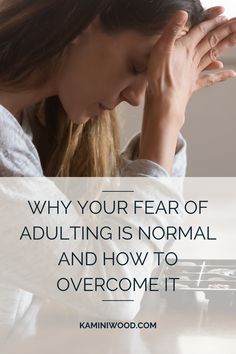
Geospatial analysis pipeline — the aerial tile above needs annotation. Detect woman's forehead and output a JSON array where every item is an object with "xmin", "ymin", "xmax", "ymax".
[{"xmin": 106, "ymin": 26, "xmax": 190, "ymax": 63}]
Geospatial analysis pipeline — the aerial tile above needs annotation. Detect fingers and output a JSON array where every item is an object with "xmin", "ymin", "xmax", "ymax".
[
  {"xmin": 204, "ymin": 6, "xmax": 225, "ymax": 20},
  {"xmin": 185, "ymin": 14, "xmax": 228, "ymax": 48},
  {"xmin": 196, "ymin": 70, "xmax": 236, "ymax": 90},
  {"xmin": 198, "ymin": 30, "xmax": 236, "ymax": 71},
  {"xmin": 204, "ymin": 60, "xmax": 224, "ymax": 71},
  {"xmin": 159, "ymin": 11, "xmax": 189, "ymax": 50},
  {"xmin": 196, "ymin": 19, "xmax": 236, "ymax": 62}
]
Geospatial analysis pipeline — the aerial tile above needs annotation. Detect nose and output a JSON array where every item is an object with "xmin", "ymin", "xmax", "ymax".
[{"xmin": 120, "ymin": 78, "xmax": 147, "ymax": 107}]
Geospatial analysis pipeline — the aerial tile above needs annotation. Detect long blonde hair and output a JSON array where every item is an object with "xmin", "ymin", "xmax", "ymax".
[
  {"xmin": 25, "ymin": 97, "xmax": 120, "ymax": 177},
  {"xmin": 0, "ymin": 0, "xmax": 204, "ymax": 176}
]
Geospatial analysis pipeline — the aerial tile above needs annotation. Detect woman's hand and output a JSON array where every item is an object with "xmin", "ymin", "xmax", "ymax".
[
  {"xmin": 139, "ymin": 8, "xmax": 236, "ymax": 173},
  {"xmin": 147, "ymin": 8, "xmax": 236, "ymax": 124}
]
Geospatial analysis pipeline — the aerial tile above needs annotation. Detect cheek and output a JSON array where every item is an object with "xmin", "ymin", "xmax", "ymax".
[
  {"xmin": 58, "ymin": 50, "xmax": 103, "ymax": 104},
  {"xmin": 56, "ymin": 43, "xmax": 130, "ymax": 119},
  {"xmin": 58, "ymin": 65, "xmax": 105, "ymax": 123},
  {"xmin": 57, "ymin": 59, "xmax": 95, "ymax": 119},
  {"xmin": 98, "ymin": 64, "xmax": 132, "ymax": 101},
  {"xmin": 58, "ymin": 74, "xmax": 84, "ymax": 119}
]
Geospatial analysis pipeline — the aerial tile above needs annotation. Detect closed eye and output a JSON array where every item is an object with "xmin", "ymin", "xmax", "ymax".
[{"xmin": 131, "ymin": 65, "xmax": 147, "ymax": 76}]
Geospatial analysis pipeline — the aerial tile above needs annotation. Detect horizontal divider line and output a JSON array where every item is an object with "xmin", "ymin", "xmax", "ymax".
[
  {"xmin": 102, "ymin": 299, "xmax": 134, "ymax": 302},
  {"xmin": 102, "ymin": 190, "xmax": 135, "ymax": 193}
]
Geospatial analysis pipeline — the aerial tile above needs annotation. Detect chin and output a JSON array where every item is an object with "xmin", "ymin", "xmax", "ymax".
[
  {"xmin": 69, "ymin": 113, "xmax": 92, "ymax": 125},
  {"xmin": 66, "ymin": 104, "xmax": 99, "ymax": 125}
]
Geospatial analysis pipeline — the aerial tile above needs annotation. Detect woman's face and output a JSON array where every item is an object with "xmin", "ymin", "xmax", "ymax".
[{"xmin": 56, "ymin": 19, "xmax": 160, "ymax": 124}]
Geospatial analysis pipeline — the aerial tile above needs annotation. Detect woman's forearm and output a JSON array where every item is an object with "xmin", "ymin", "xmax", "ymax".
[
  {"xmin": 138, "ymin": 93, "xmax": 184, "ymax": 174},
  {"xmin": 138, "ymin": 10, "xmax": 236, "ymax": 175}
]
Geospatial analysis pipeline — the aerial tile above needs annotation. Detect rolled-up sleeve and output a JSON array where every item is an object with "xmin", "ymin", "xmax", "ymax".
[{"xmin": 120, "ymin": 132, "xmax": 187, "ymax": 177}]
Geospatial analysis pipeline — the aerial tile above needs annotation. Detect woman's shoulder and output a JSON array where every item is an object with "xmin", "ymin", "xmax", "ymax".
[{"xmin": 0, "ymin": 105, "xmax": 43, "ymax": 177}]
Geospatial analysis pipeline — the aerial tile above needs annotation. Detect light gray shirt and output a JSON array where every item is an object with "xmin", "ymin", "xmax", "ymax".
[
  {"xmin": 0, "ymin": 104, "xmax": 187, "ymax": 343},
  {"xmin": 0, "ymin": 104, "xmax": 187, "ymax": 178}
]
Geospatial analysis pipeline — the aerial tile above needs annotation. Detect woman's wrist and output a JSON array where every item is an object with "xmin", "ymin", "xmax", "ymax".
[
  {"xmin": 144, "ymin": 89, "xmax": 186, "ymax": 129},
  {"xmin": 139, "ymin": 121, "xmax": 181, "ymax": 173},
  {"xmin": 139, "ymin": 94, "xmax": 184, "ymax": 174}
]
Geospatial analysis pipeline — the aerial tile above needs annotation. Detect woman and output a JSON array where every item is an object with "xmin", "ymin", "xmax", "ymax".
[
  {"xmin": 0, "ymin": 0, "xmax": 236, "ymax": 342},
  {"xmin": 0, "ymin": 0, "xmax": 235, "ymax": 178}
]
